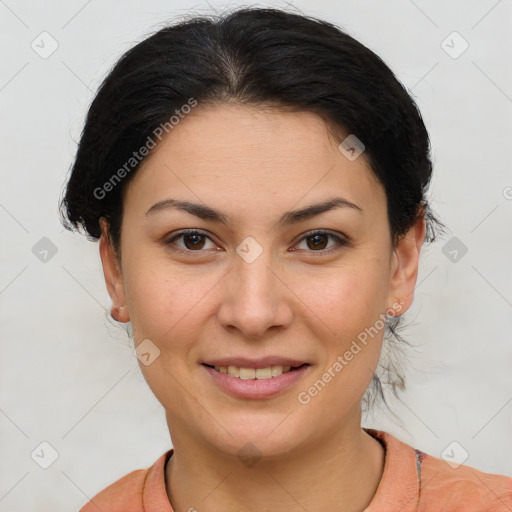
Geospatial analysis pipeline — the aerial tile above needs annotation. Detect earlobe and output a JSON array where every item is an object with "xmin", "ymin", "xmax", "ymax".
[
  {"xmin": 99, "ymin": 218, "xmax": 130, "ymax": 323},
  {"xmin": 111, "ymin": 304, "xmax": 129, "ymax": 323}
]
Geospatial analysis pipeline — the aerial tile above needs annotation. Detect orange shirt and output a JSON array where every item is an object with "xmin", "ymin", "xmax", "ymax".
[{"xmin": 80, "ymin": 428, "xmax": 512, "ymax": 511}]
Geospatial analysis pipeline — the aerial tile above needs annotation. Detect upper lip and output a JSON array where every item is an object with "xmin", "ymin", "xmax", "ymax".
[{"xmin": 202, "ymin": 357, "xmax": 309, "ymax": 369}]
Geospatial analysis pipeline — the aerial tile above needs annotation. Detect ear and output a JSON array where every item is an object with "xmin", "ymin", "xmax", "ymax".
[
  {"xmin": 386, "ymin": 207, "xmax": 426, "ymax": 317},
  {"xmin": 99, "ymin": 217, "xmax": 130, "ymax": 323}
]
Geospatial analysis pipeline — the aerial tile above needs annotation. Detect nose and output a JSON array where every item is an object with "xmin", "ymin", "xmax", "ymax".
[{"xmin": 216, "ymin": 247, "xmax": 294, "ymax": 340}]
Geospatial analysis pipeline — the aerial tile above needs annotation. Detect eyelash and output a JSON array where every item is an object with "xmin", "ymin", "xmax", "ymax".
[{"xmin": 163, "ymin": 229, "xmax": 349, "ymax": 256}]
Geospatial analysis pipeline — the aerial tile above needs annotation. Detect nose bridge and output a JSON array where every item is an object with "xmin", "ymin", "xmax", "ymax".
[
  {"xmin": 236, "ymin": 242, "xmax": 275, "ymax": 294},
  {"xmin": 219, "ymin": 237, "xmax": 292, "ymax": 336}
]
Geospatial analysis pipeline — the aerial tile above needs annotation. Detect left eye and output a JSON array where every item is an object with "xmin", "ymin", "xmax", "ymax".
[
  {"xmin": 294, "ymin": 230, "xmax": 346, "ymax": 252},
  {"xmin": 164, "ymin": 229, "xmax": 347, "ymax": 254}
]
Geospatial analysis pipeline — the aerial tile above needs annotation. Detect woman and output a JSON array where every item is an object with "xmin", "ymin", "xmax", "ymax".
[{"xmin": 59, "ymin": 6, "xmax": 512, "ymax": 511}]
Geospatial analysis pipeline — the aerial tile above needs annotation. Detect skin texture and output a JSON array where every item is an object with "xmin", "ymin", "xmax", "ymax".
[{"xmin": 99, "ymin": 104, "xmax": 426, "ymax": 512}]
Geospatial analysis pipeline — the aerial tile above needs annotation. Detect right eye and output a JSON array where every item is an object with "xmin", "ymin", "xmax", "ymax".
[{"xmin": 163, "ymin": 229, "xmax": 218, "ymax": 254}]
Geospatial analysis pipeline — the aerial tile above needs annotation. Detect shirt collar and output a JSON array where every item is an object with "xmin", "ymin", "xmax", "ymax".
[{"xmin": 363, "ymin": 428, "xmax": 421, "ymax": 511}]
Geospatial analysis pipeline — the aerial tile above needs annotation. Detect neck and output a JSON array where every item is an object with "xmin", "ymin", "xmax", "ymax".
[{"xmin": 165, "ymin": 414, "xmax": 385, "ymax": 512}]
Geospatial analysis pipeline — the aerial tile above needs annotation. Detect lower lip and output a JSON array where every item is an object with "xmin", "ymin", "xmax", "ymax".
[{"xmin": 202, "ymin": 364, "xmax": 312, "ymax": 400}]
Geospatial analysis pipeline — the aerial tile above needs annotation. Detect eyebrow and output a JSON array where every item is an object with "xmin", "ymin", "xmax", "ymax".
[{"xmin": 145, "ymin": 196, "xmax": 363, "ymax": 226}]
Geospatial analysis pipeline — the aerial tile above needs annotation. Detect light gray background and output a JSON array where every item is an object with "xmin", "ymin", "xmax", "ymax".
[{"xmin": 1, "ymin": 0, "xmax": 511, "ymax": 510}]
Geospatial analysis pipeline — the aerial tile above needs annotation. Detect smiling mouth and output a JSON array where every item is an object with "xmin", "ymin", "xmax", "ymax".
[{"xmin": 202, "ymin": 363, "xmax": 309, "ymax": 380}]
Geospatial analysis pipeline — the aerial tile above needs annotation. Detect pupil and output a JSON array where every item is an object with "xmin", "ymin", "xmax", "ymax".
[
  {"xmin": 185, "ymin": 234, "xmax": 204, "ymax": 250},
  {"xmin": 308, "ymin": 234, "xmax": 327, "ymax": 250}
]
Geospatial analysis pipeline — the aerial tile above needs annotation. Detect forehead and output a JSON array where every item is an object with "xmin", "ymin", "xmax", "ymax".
[
  {"xmin": 124, "ymin": 104, "xmax": 386, "ymax": 222},
  {"xmin": 142, "ymin": 104, "xmax": 355, "ymax": 170}
]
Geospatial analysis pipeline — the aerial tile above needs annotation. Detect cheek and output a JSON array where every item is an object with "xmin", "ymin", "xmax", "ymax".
[
  {"xmin": 123, "ymin": 256, "xmax": 217, "ymax": 350},
  {"xmin": 300, "ymin": 272, "xmax": 386, "ymax": 407},
  {"xmin": 294, "ymin": 259, "xmax": 388, "ymax": 389},
  {"xmin": 297, "ymin": 260, "xmax": 388, "ymax": 333},
  {"xmin": 123, "ymin": 263, "xmax": 206, "ymax": 407}
]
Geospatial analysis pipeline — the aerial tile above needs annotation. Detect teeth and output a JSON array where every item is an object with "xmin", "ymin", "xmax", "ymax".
[{"xmin": 213, "ymin": 364, "xmax": 295, "ymax": 379}]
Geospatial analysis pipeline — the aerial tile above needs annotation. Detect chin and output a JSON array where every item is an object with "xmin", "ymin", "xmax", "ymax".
[{"xmin": 203, "ymin": 417, "xmax": 309, "ymax": 460}]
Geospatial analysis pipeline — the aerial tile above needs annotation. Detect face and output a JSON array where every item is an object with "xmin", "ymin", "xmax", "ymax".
[{"xmin": 100, "ymin": 104, "xmax": 424, "ymax": 458}]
